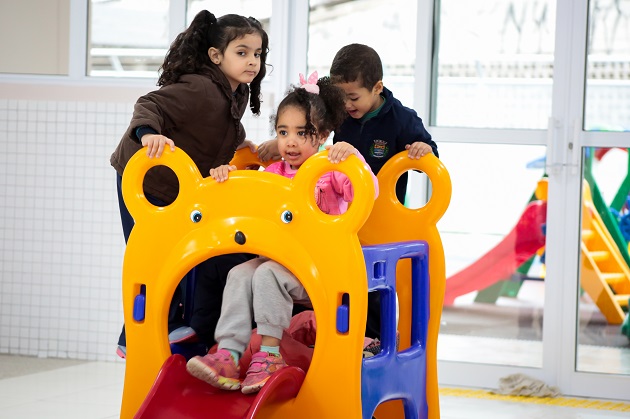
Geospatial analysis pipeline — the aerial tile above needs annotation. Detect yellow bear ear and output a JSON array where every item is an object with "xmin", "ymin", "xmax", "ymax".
[
  {"xmin": 121, "ymin": 147, "xmax": 203, "ymax": 221},
  {"xmin": 375, "ymin": 153, "xmax": 450, "ymax": 225},
  {"xmin": 360, "ymin": 152, "xmax": 451, "ymax": 245},
  {"xmin": 291, "ymin": 151, "xmax": 375, "ymax": 233}
]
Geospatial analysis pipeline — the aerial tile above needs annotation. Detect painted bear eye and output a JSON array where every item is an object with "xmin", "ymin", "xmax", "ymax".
[
  {"xmin": 190, "ymin": 210, "xmax": 202, "ymax": 223},
  {"xmin": 281, "ymin": 210, "xmax": 293, "ymax": 224}
]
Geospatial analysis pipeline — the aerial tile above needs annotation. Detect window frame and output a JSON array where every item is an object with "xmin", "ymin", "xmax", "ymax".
[{"xmin": 0, "ymin": 0, "xmax": 302, "ymax": 102}]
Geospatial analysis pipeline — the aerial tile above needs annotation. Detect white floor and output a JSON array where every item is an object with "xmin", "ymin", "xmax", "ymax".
[{"xmin": 0, "ymin": 358, "xmax": 628, "ymax": 419}]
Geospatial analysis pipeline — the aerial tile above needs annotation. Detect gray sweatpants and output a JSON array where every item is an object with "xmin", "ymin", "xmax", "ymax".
[{"xmin": 215, "ymin": 257, "xmax": 310, "ymax": 354}]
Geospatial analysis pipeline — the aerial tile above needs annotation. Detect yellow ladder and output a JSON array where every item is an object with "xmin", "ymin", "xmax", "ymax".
[{"xmin": 581, "ymin": 181, "xmax": 630, "ymax": 324}]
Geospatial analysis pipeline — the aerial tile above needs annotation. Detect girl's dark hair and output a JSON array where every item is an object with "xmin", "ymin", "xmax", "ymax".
[
  {"xmin": 158, "ymin": 10, "xmax": 269, "ymax": 115},
  {"xmin": 271, "ymin": 76, "xmax": 347, "ymax": 144}
]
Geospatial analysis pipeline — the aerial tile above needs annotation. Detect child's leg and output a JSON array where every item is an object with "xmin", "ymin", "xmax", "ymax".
[
  {"xmin": 241, "ymin": 260, "xmax": 309, "ymax": 394},
  {"xmin": 187, "ymin": 257, "xmax": 265, "ymax": 390},
  {"xmin": 190, "ymin": 252, "xmax": 256, "ymax": 347},
  {"xmin": 214, "ymin": 257, "xmax": 267, "ymax": 353},
  {"xmin": 251, "ymin": 260, "xmax": 310, "ymax": 340}
]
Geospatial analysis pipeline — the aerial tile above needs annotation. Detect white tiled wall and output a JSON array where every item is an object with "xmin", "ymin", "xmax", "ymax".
[{"xmin": 0, "ymin": 97, "xmax": 272, "ymax": 361}]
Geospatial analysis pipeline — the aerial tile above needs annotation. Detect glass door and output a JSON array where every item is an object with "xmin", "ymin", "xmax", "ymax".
[
  {"xmin": 428, "ymin": 0, "xmax": 630, "ymax": 400},
  {"xmin": 428, "ymin": 0, "xmax": 555, "ymax": 379},
  {"xmin": 569, "ymin": 0, "xmax": 630, "ymax": 398}
]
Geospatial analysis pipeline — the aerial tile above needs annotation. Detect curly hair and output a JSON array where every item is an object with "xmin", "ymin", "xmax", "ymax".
[
  {"xmin": 158, "ymin": 10, "xmax": 269, "ymax": 115},
  {"xmin": 271, "ymin": 76, "xmax": 347, "ymax": 144}
]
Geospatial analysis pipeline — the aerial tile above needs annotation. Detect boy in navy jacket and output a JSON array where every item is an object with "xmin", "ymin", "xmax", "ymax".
[
  {"xmin": 326, "ymin": 43, "xmax": 438, "ymax": 204},
  {"xmin": 326, "ymin": 44, "xmax": 438, "ymax": 341}
]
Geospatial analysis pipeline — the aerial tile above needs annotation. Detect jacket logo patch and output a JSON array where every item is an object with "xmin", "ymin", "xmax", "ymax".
[{"xmin": 370, "ymin": 140, "xmax": 389, "ymax": 159}]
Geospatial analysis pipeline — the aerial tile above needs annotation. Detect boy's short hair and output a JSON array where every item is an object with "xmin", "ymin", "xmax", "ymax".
[{"xmin": 330, "ymin": 43, "xmax": 383, "ymax": 90}]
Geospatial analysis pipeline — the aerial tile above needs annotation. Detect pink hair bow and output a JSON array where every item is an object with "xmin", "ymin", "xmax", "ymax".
[{"xmin": 299, "ymin": 71, "xmax": 320, "ymax": 94}]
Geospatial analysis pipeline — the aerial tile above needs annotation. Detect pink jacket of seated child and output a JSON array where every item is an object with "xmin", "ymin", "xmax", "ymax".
[{"xmin": 265, "ymin": 152, "xmax": 379, "ymax": 215}]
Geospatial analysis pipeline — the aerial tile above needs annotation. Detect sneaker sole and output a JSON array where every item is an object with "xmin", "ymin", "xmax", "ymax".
[
  {"xmin": 186, "ymin": 357, "xmax": 240, "ymax": 391},
  {"xmin": 116, "ymin": 346, "xmax": 126, "ymax": 359},
  {"xmin": 168, "ymin": 327, "xmax": 198, "ymax": 344},
  {"xmin": 241, "ymin": 376, "xmax": 270, "ymax": 394}
]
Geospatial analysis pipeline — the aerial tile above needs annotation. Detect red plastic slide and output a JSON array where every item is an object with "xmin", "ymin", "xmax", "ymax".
[
  {"xmin": 135, "ymin": 354, "xmax": 305, "ymax": 419},
  {"xmin": 443, "ymin": 201, "xmax": 547, "ymax": 306}
]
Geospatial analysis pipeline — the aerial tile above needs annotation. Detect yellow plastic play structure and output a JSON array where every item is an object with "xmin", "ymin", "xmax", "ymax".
[
  {"xmin": 581, "ymin": 181, "xmax": 630, "ymax": 324},
  {"xmin": 119, "ymin": 146, "xmax": 451, "ymax": 418}
]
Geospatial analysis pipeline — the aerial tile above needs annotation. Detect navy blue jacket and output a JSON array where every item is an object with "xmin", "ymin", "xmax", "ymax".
[{"xmin": 333, "ymin": 86, "xmax": 438, "ymax": 203}]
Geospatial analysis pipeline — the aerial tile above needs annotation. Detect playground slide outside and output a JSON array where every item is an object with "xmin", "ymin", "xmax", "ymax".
[{"xmin": 443, "ymin": 201, "xmax": 547, "ymax": 306}]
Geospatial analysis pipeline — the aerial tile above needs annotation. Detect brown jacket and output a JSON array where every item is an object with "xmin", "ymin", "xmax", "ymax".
[{"xmin": 110, "ymin": 66, "xmax": 249, "ymax": 204}]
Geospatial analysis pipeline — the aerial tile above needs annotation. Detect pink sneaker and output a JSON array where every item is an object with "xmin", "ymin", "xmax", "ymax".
[
  {"xmin": 186, "ymin": 349, "xmax": 240, "ymax": 390},
  {"xmin": 363, "ymin": 337, "xmax": 381, "ymax": 358},
  {"xmin": 241, "ymin": 351, "xmax": 287, "ymax": 394},
  {"xmin": 116, "ymin": 345, "xmax": 126, "ymax": 359}
]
